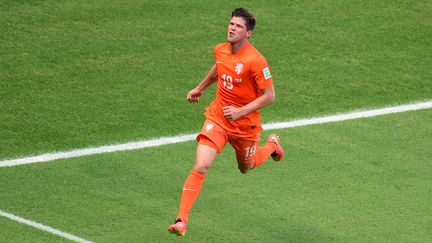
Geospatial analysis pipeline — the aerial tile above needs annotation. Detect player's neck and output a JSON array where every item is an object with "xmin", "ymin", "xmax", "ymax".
[{"xmin": 230, "ymin": 39, "xmax": 249, "ymax": 54}]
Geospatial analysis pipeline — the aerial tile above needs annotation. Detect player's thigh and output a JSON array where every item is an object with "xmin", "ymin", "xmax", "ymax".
[
  {"xmin": 193, "ymin": 143, "xmax": 218, "ymax": 174},
  {"xmin": 196, "ymin": 119, "xmax": 228, "ymax": 154},
  {"xmin": 194, "ymin": 120, "xmax": 228, "ymax": 173}
]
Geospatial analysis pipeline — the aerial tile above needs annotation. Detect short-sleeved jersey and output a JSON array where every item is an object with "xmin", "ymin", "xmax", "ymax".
[{"xmin": 204, "ymin": 42, "xmax": 273, "ymax": 136}]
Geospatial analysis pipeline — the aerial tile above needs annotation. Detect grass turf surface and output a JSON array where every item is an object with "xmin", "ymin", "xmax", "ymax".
[
  {"xmin": 0, "ymin": 0, "xmax": 431, "ymax": 242},
  {"xmin": 1, "ymin": 109, "xmax": 431, "ymax": 242},
  {"xmin": 1, "ymin": 0, "xmax": 431, "ymax": 159}
]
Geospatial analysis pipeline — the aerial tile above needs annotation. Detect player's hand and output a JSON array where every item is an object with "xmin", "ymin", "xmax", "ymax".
[
  {"xmin": 187, "ymin": 88, "xmax": 202, "ymax": 103},
  {"xmin": 223, "ymin": 106, "xmax": 244, "ymax": 121}
]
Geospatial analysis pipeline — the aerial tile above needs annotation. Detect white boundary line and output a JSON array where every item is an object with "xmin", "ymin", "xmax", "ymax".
[
  {"xmin": 1, "ymin": 100, "xmax": 431, "ymax": 168},
  {"xmin": 0, "ymin": 210, "xmax": 93, "ymax": 243}
]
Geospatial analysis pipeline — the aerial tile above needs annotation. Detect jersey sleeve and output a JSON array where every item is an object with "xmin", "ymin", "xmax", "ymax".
[{"xmin": 251, "ymin": 56, "xmax": 273, "ymax": 90}]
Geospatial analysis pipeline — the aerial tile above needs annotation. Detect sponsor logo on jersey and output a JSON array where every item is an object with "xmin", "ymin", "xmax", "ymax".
[
  {"xmin": 263, "ymin": 67, "xmax": 271, "ymax": 80},
  {"xmin": 235, "ymin": 63, "xmax": 244, "ymax": 75}
]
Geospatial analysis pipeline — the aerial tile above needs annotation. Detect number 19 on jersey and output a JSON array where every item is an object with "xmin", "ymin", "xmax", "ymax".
[{"xmin": 222, "ymin": 74, "xmax": 233, "ymax": 90}]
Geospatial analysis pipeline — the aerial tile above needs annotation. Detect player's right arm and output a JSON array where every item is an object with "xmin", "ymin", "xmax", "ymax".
[{"xmin": 187, "ymin": 64, "xmax": 218, "ymax": 103}]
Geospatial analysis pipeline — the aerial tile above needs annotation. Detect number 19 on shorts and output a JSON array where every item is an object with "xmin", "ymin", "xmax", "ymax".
[{"xmin": 244, "ymin": 145, "xmax": 257, "ymax": 159}]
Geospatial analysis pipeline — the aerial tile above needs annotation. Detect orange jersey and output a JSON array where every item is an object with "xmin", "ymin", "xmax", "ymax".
[{"xmin": 204, "ymin": 42, "xmax": 273, "ymax": 136}]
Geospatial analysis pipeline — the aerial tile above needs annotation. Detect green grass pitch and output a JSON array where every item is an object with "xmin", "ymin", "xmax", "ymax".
[{"xmin": 1, "ymin": 0, "xmax": 431, "ymax": 242}]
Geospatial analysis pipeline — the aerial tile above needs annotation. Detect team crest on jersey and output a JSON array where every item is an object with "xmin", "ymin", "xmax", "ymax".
[
  {"xmin": 235, "ymin": 63, "xmax": 244, "ymax": 75},
  {"xmin": 205, "ymin": 123, "xmax": 214, "ymax": 132},
  {"xmin": 263, "ymin": 67, "xmax": 272, "ymax": 80}
]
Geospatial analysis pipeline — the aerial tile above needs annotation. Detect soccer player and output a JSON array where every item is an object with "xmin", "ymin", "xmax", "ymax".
[{"xmin": 168, "ymin": 7, "xmax": 284, "ymax": 236}]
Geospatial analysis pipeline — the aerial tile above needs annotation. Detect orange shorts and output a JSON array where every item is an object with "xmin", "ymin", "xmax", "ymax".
[{"xmin": 196, "ymin": 119, "xmax": 260, "ymax": 165}]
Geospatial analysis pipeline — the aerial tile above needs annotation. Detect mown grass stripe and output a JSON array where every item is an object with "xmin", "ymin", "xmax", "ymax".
[{"xmin": 1, "ymin": 100, "xmax": 431, "ymax": 168}]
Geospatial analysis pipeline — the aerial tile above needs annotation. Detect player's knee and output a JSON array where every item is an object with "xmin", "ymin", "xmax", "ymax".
[
  {"xmin": 237, "ymin": 163, "xmax": 251, "ymax": 174},
  {"xmin": 239, "ymin": 168, "xmax": 249, "ymax": 174},
  {"xmin": 193, "ymin": 159, "xmax": 212, "ymax": 174},
  {"xmin": 193, "ymin": 164, "xmax": 210, "ymax": 174}
]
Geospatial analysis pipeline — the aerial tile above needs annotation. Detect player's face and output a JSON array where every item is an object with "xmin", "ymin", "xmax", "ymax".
[{"xmin": 227, "ymin": 17, "xmax": 252, "ymax": 44}]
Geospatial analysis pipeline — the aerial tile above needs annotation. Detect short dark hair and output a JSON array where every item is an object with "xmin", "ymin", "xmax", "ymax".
[{"xmin": 231, "ymin": 7, "xmax": 256, "ymax": 31}]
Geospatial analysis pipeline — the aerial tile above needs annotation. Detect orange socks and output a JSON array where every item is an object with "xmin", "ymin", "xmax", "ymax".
[
  {"xmin": 252, "ymin": 142, "xmax": 277, "ymax": 169},
  {"xmin": 176, "ymin": 143, "xmax": 275, "ymax": 223},
  {"xmin": 177, "ymin": 170, "xmax": 206, "ymax": 224}
]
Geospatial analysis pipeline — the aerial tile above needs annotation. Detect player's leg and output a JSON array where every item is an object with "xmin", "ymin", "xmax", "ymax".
[
  {"xmin": 168, "ymin": 142, "xmax": 217, "ymax": 236},
  {"xmin": 231, "ymin": 133, "xmax": 284, "ymax": 174},
  {"xmin": 168, "ymin": 120, "xmax": 227, "ymax": 236},
  {"xmin": 253, "ymin": 134, "xmax": 284, "ymax": 167},
  {"xmin": 230, "ymin": 135, "xmax": 260, "ymax": 174},
  {"xmin": 177, "ymin": 142, "xmax": 217, "ymax": 223}
]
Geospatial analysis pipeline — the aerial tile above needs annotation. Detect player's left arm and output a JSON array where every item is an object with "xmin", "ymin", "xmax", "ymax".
[{"xmin": 223, "ymin": 85, "xmax": 275, "ymax": 121}]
